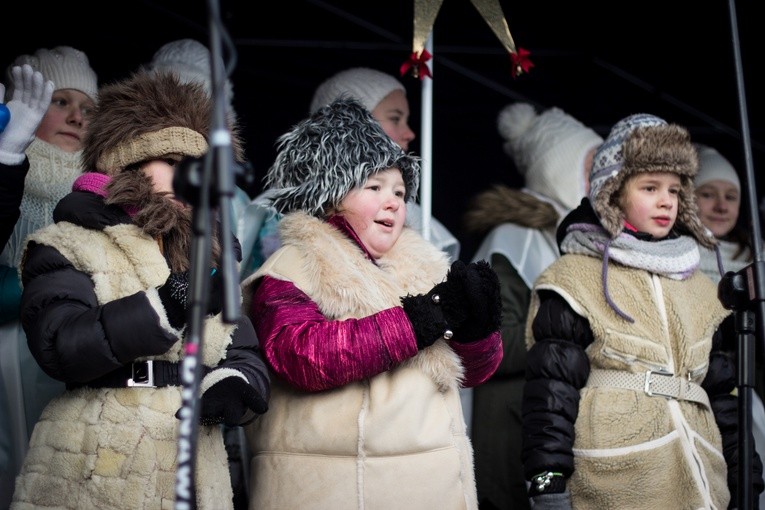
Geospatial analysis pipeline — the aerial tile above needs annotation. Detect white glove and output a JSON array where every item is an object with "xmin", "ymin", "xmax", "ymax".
[{"xmin": 0, "ymin": 64, "xmax": 54, "ymax": 165}]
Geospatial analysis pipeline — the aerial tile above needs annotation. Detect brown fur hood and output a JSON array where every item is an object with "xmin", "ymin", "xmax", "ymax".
[
  {"xmin": 463, "ymin": 185, "xmax": 559, "ymax": 237},
  {"xmin": 81, "ymin": 70, "xmax": 243, "ymax": 174}
]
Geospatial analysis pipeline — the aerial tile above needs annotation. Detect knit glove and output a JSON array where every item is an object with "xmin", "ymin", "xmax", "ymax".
[
  {"xmin": 198, "ymin": 374, "xmax": 268, "ymax": 426},
  {"xmin": 401, "ymin": 260, "xmax": 471, "ymax": 349},
  {"xmin": 0, "ymin": 64, "xmax": 53, "ymax": 165},
  {"xmin": 449, "ymin": 260, "xmax": 502, "ymax": 343},
  {"xmin": 530, "ymin": 491, "xmax": 572, "ymax": 510},
  {"xmin": 157, "ymin": 270, "xmax": 225, "ymax": 330}
]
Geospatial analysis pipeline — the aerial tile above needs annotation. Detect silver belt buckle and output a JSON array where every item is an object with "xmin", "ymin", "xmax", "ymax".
[
  {"xmin": 644, "ymin": 370, "xmax": 675, "ymax": 398},
  {"xmin": 128, "ymin": 360, "xmax": 156, "ymax": 388}
]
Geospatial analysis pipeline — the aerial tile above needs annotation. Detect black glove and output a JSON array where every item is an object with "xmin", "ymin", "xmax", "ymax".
[
  {"xmin": 450, "ymin": 260, "xmax": 502, "ymax": 343},
  {"xmin": 530, "ymin": 491, "xmax": 572, "ymax": 510},
  {"xmin": 198, "ymin": 375, "xmax": 268, "ymax": 426},
  {"xmin": 157, "ymin": 271, "xmax": 189, "ymax": 329},
  {"xmin": 401, "ymin": 260, "xmax": 471, "ymax": 349},
  {"xmin": 157, "ymin": 269, "xmax": 225, "ymax": 329}
]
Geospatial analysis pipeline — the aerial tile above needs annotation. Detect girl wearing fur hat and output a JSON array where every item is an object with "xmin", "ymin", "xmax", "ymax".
[
  {"xmin": 238, "ymin": 66, "xmax": 460, "ymax": 282},
  {"xmin": 521, "ymin": 114, "xmax": 763, "ymax": 509},
  {"xmin": 10, "ymin": 70, "xmax": 270, "ymax": 510},
  {"xmin": 241, "ymin": 97, "xmax": 503, "ymax": 509}
]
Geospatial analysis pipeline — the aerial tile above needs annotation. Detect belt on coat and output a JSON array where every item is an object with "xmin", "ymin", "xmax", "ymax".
[
  {"xmin": 67, "ymin": 360, "xmax": 210, "ymax": 389},
  {"xmin": 586, "ymin": 369, "xmax": 711, "ymax": 410}
]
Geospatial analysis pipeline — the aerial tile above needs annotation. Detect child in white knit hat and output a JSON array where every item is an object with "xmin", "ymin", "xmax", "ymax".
[
  {"xmin": 521, "ymin": 113, "xmax": 763, "ymax": 509},
  {"xmin": 0, "ymin": 46, "xmax": 98, "ymax": 508},
  {"xmin": 463, "ymin": 102, "xmax": 603, "ymax": 510}
]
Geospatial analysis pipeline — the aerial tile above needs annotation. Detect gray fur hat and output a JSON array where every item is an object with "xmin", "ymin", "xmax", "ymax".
[
  {"xmin": 589, "ymin": 113, "xmax": 716, "ymax": 249},
  {"xmin": 266, "ymin": 97, "xmax": 420, "ymax": 217}
]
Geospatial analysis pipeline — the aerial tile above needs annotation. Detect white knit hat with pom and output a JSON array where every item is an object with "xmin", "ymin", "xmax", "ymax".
[
  {"xmin": 497, "ymin": 102, "xmax": 603, "ymax": 211},
  {"xmin": 309, "ymin": 67, "xmax": 405, "ymax": 114},
  {"xmin": 7, "ymin": 46, "xmax": 98, "ymax": 102},
  {"xmin": 147, "ymin": 38, "xmax": 234, "ymax": 108}
]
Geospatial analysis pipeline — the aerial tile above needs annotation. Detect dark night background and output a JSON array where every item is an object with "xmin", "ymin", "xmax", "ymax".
[{"xmin": 4, "ymin": 0, "xmax": 763, "ymax": 261}]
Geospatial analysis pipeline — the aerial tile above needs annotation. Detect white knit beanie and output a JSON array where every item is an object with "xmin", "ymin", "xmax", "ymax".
[
  {"xmin": 7, "ymin": 46, "xmax": 98, "ymax": 102},
  {"xmin": 694, "ymin": 144, "xmax": 740, "ymax": 191},
  {"xmin": 309, "ymin": 67, "xmax": 405, "ymax": 114},
  {"xmin": 497, "ymin": 102, "xmax": 603, "ymax": 211},
  {"xmin": 147, "ymin": 38, "xmax": 234, "ymax": 107}
]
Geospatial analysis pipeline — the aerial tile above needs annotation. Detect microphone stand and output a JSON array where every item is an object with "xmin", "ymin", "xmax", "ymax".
[
  {"xmin": 717, "ymin": 2, "xmax": 763, "ymax": 508},
  {"xmin": 173, "ymin": 0, "xmax": 240, "ymax": 508}
]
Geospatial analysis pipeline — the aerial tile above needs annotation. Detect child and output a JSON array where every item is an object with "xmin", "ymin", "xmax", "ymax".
[
  {"xmin": 521, "ymin": 113, "xmax": 763, "ymax": 509},
  {"xmin": 11, "ymin": 70, "xmax": 270, "ymax": 509},
  {"xmin": 241, "ymin": 97, "xmax": 503, "ymax": 510}
]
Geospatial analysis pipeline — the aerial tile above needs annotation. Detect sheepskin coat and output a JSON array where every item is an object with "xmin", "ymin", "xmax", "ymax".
[
  {"xmin": 525, "ymin": 252, "xmax": 732, "ymax": 509},
  {"xmin": 11, "ymin": 189, "xmax": 268, "ymax": 510},
  {"xmin": 242, "ymin": 212, "xmax": 502, "ymax": 510}
]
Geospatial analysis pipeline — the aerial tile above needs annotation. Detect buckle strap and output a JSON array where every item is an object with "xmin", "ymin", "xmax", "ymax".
[
  {"xmin": 68, "ymin": 360, "xmax": 208, "ymax": 390},
  {"xmin": 586, "ymin": 369, "xmax": 710, "ymax": 409}
]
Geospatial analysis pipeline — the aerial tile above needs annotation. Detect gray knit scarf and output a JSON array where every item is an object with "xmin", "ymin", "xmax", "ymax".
[{"xmin": 560, "ymin": 222, "xmax": 701, "ymax": 322}]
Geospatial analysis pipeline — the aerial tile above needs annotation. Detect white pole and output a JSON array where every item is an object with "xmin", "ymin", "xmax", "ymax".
[{"xmin": 419, "ymin": 34, "xmax": 434, "ymax": 241}]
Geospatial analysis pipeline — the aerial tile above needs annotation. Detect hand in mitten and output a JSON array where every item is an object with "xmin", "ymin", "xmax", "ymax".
[
  {"xmin": 450, "ymin": 260, "xmax": 502, "ymax": 343},
  {"xmin": 401, "ymin": 260, "xmax": 472, "ymax": 349},
  {"xmin": 158, "ymin": 271, "xmax": 190, "ymax": 330},
  {"xmin": 0, "ymin": 65, "xmax": 54, "ymax": 165},
  {"xmin": 198, "ymin": 373, "xmax": 268, "ymax": 426},
  {"xmin": 530, "ymin": 491, "xmax": 572, "ymax": 510}
]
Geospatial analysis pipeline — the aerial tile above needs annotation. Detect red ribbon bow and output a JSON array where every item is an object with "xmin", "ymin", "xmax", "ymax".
[
  {"xmin": 400, "ymin": 49, "xmax": 433, "ymax": 80},
  {"xmin": 510, "ymin": 47, "xmax": 534, "ymax": 78}
]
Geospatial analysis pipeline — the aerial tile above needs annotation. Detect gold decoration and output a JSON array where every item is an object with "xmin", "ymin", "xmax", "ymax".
[
  {"xmin": 469, "ymin": 0, "xmax": 517, "ymax": 54},
  {"xmin": 413, "ymin": 0, "xmax": 445, "ymax": 55}
]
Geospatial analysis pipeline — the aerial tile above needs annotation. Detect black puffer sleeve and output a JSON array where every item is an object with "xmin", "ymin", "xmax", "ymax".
[
  {"xmin": 702, "ymin": 314, "xmax": 764, "ymax": 507},
  {"xmin": 522, "ymin": 290, "xmax": 593, "ymax": 484},
  {"xmin": 21, "ymin": 242, "xmax": 179, "ymax": 384},
  {"xmin": 217, "ymin": 314, "xmax": 270, "ymax": 403}
]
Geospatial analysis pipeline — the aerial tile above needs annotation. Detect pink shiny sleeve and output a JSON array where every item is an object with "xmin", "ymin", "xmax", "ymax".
[
  {"xmin": 250, "ymin": 276, "xmax": 419, "ymax": 392},
  {"xmin": 449, "ymin": 330, "xmax": 503, "ymax": 388}
]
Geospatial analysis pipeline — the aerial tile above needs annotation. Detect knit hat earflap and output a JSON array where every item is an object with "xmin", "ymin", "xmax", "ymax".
[
  {"xmin": 81, "ymin": 70, "xmax": 243, "ymax": 175},
  {"xmin": 589, "ymin": 113, "xmax": 715, "ymax": 249},
  {"xmin": 309, "ymin": 67, "xmax": 405, "ymax": 114},
  {"xmin": 266, "ymin": 97, "xmax": 420, "ymax": 217},
  {"xmin": 497, "ymin": 102, "xmax": 603, "ymax": 211},
  {"xmin": 6, "ymin": 46, "xmax": 98, "ymax": 102},
  {"xmin": 694, "ymin": 144, "xmax": 740, "ymax": 191}
]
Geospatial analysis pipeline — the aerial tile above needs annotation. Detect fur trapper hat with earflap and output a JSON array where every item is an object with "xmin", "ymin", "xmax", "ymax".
[
  {"xmin": 497, "ymin": 102, "xmax": 603, "ymax": 211},
  {"xmin": 81, "ymin": 70, "xmax": 243, "ymax": 175},
  {"xmin": 266, "ymin": 97, "xmax": 419, "ymax": 218},
  {"xmin": 589, "ymin": 113, "xmax": 716, "ymax": 249}
]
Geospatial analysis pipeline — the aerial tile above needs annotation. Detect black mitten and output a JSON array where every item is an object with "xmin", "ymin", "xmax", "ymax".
[
  {"xmin": 451, "ymin": 260, "xmax": 502, "ymax": 343},
  {"xmin": 401, "ymin": 260, "xmax": 471, "ymax": 349},
  {"xmin": 157, "ymin": 271, "xmax": 189, "ymax": 329},
  {"xmin": 198, "ymin": 375, "xmax": 268, "ymax": 426}
]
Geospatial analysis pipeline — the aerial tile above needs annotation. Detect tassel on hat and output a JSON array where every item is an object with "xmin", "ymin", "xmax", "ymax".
[
  {"xmin": 6, "ymin": 46, "xmax": 98, "ymax": 102},
  {"xmin": 497, "ymin": 102, "xmax": 603, "ymax": 211},
  {"xmin": 266, "ymin": 97, "xmax": 419, "ymax": 218}
]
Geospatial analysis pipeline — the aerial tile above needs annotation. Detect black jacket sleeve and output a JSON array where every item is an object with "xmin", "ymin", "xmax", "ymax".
[
  {"xmin": 488, "ymin": 253, "xmax": 531, "ymax": 378},
  {"xmin": 522, "ymin": 290, "xmax": 593, "ymax": 487},
  {"xmin": 20, "ymin": 242, "xmax": 178, "ymax": 384},
  {"xmin": 217, "ymin": 314, "xmax": 270, "ymax": 403},
  {"xmin": 0, "ymin": 159, "xmax": 29, "ymax": 249}
]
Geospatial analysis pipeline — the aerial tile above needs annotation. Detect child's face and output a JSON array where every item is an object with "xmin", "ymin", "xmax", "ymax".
[
  {"xmin": 337, "ymin": 168, "xmax": 407, "ymax": 259},
  {"xmin": 694, "ymin": 180, "xmax": 740, "ymax": 238},
  {"xmin": 35, "ymin": 89, "xmax": 95, "ymax": 153},
  {"xmin": 619, "ymin": 172, "xmax": 681, "ymax": 238}
]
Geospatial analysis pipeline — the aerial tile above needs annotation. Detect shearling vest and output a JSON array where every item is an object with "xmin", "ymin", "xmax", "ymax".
[
  {"xmin": 243, "ymin": 212, "xmax": 477, "ymax": 510},
  {"xmin": 528, "ymin": 254, "xmax": 731, "ymax": 510},
  {"xmin": 11, "ymin": 221, "xmax": 236, "ymax": 510}
]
